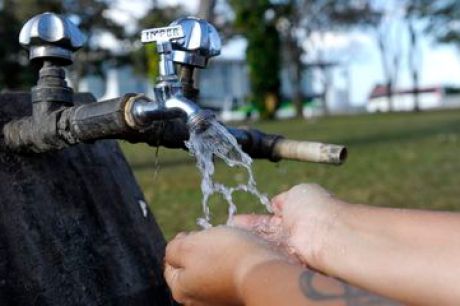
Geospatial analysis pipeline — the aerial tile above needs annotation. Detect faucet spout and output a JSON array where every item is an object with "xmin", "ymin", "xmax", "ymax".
[
  {"xmin": 126, "ymin": 94, "xmax": 214, "ymax": 131},
  {"xmin": 127, "ymin": 95, "xmax": 186, "ymax": 126},
  {"xmin": 125, "ymin": 95, "xmax": 215, "ymax": 131},
  {"xmin": 164, "ymin": 96, "xmax": 200, "ymax": 118},
  {"xmin": 164, "ymin": 96, "xmax": 215, "ymax": 131}
]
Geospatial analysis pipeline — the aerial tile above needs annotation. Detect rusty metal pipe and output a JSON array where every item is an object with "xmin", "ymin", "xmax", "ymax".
[{"xmin": 3, "ymin": 91, "xmax": 347, "ymax": 165}]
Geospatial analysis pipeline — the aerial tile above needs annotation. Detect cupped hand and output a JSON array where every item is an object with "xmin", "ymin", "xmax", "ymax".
[
  {"xmin": 164, "ymin": 226, "xmax": 287, "ymax": 306},
  {"xmin": 232, "ymin": 183, "xmax": 346, "ymax": 269}
]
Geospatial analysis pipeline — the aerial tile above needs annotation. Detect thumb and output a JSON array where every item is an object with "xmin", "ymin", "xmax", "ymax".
[
  {"xmin": 271, "ymin": 191, "xmax": 288, "ymax": 216},
  {"xmin": 232, "ymin": 214, "xmax": 283, "ymax": 243},
  {"xmin": 164, "ymin": 263, "xmax": 186, "ymax": 304}
]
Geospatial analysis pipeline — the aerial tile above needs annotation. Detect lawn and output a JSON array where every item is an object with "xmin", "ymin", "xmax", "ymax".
[{"xmin": 121, "ymin": 110, "xmax": 460, "ymax": 239}]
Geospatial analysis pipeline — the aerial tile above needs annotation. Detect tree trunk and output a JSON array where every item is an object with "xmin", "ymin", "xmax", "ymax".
[
  {"xmin": 198, "ymin": 0, "xmax": 217, "ymax": 20},
  {"xmin": 386, "ymin": 79, "xmax": 394, "ymax": 112},
  {"xmin": 408, "ymin": 18, "xmax": 421, "ymax": 112},
  {"xmin": 319, "ymin": 65, "xmax": 330, "ymax": 116},
  {"xmin": 292, "ymin": 67, "xmax": 303, "ymax": 118},
  {"xmin": 286, "ymin": 38, "xmax": 303, "ymax": 118},
  {"xmin": 264, "ymin": 91, "xmax": 279, "ymax": 119},
  {"xmin": 194, "ymin": 0, "xmax": 217, "ymax": 103},
  {"xmin": 0, "ymin": 92, "xmax": 175, "ymax": 306},
  {"xmin": 377, "ymin": 30, "xmax": 393, "ymax": 112}
]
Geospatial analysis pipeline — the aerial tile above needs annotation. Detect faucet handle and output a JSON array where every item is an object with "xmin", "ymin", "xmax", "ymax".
[
  {"xmin": 141, "ymin": 24, "xmax": 187, "ymax": 78},
  {"xmin": 141, "ymin": 24, "xmax": 185, "ymax": 45},
  {"xmin": 169, "ymin": 17, "xmax": 221, "ymax": 68},
  {"xmin": 19, "ymin": 12, "xmax": 85, "ymax": 65}
]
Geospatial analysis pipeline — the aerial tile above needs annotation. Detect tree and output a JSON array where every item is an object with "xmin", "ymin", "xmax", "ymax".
[
  {"xmin": 219, "ymin": 0, "xmax": 381, "ymax": 118},
  {"xmin": 229, "ymin": 0, "xmax": 281, "ymax": 119},
  {"xmin": 405, "ymin": 1, "xmax": 425, "ymax": 112},
  {"xmin": 193, "ymin": 0, "xmax": 218, "ymax": 99},
  {"xmin": 274, "ymin": 1, "xmax": 305, "ymax": 117},
  {"xmin": 0, "ymin": 0, "xmax": 128, "ymax": 91},
  {"xmin": 275, "ymin": 0, "xmax": 381, "ymax": 117},
  {"xmin": 376, "ymin": 13, "xmax": 404, "ymax": 112},
  {"xmin": 198, "ymin": 0, "xmax": 217, "ymax": 21},
  {"xmin": 62, "ymin": 0, "xmax": 128, "ymax": 90},
  {"xmin": 289, "ymin": 0, "xmax": 339, "ymax": 117},
  {"xmin": 421, "ymin": 1, "xmax": 460, "ymax": 46},
  {"xmin": 412, "ymin": 1, "xmax": 460, "ymax": 110},
  {"xmin": 329, "ymin": 2, "xmax": 407, "ymax": 112},
  {"xmin": 0, "ymin": 0, "xmax": 61, "ymax": 90},
  {"xmin": 0, "ymin": 3, "xmax": 27, "ymax": 90}
]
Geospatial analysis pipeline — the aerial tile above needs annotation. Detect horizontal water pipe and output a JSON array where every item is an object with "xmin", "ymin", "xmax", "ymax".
[
  {"xmin": 3, "ymin": 93, "xmax": 347, "ymax": 165},
  {"xmin": 272, "ymin": 139, "xmax": 347, "ymax": 165},
  {"xmin": 227, "ymin": 128, "xmax": 346, "ymax": 165}
]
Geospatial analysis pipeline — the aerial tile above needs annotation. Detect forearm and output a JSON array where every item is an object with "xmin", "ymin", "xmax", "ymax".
[
  {"xmin": 319, "ymin": 204, "xmax": 460, "ymax": 305},
  {"xmin": 240, "ymin": 260, "xmax": 394, "ymax": 306},
  {"xmin": 241, "ymin": 261, "xmax": 306, "ymax": 306}
]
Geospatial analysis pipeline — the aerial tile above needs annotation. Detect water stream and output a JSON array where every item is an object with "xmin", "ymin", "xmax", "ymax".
[{"xmin": 186, "ymin": 119, "xmax": 270, "ymax": 228}]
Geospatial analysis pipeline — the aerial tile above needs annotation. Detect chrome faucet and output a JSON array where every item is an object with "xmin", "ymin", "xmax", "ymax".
[
  {"xmin": 171, "ymin": 17, "xmax": 221, "ymax": 101},
  {"xmin": 2, "ymin": 12, "xmax": 346, "ymax": 165},
  {"xmin": 127, "ymin": 17, "xmax": 221, "ymax": 132},
  {"xmin": 3, "ymin": 13, "xmax": 223, "ymax": 152}
]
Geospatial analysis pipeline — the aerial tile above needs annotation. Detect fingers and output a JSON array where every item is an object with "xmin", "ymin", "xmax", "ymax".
[
  {"xmin": 165, "ymin": 232, "xmax": 189, "ymax": 268},
  {"xmin": 164, "ymin": 263, "xmax": 187, "ymax": 304},
  {"xmin": 271, "ymin": 191, "xmax": 288, "ymax": 215},
  {"xmin": 174, "ymin": 231, "xmax": 188, "ymax": 239},
  {"xmin": 164, "ymin": 263, "xmax": 179, "ymax": 290},
  {"xmin": 293, "ymin": 183, "xmax": 333, "ymax": 198},
  {"xmin": 271, "ymin": 183, "xmax": 333, "ymax": 214},
  {"xmin": 233, "ymin": 214, "xmax": 283, "ymax": 243}
]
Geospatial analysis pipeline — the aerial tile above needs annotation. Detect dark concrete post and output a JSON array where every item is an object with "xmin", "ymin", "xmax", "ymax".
[
  {"xmin": 0, "ymin": 92, "xmax": 175, "ymax": 305},
  {"xmin": 0, "ymin": 11, "xmax": 175, "ymax": 305}
]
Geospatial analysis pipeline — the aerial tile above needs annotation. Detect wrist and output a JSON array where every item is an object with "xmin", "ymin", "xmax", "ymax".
[
  {"xmin": 234, "ymin": 252, "xmax": 286, "ymax": 302},
  {"xmin": 291, "ymin": 198, "xmax": 351, "ymax": 273},
  {"xmin": 238, "ymin": 259, "xmax": 300, "ymax": 305},
  {"xmin": 313, "ymin": 202, "xmax": 370, "ymax": 277}
]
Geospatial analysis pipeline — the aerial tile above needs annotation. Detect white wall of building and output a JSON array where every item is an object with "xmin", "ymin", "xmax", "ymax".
[{"xmin": 366, "ymin": 91, "xmax": 460, "ymax": 113}]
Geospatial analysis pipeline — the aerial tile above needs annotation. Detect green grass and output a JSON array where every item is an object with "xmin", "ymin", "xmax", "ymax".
[{"xmin": 121, "ymin": 110, "xmax": 460, "ymax": 239}]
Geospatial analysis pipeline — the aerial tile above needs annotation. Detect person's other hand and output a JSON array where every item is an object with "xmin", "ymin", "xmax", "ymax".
[
  {"xmin": 164, "ymin": 226, "xmax": 287, "ymax": 306},
  {"xmin": 233, "ymin": 183, "xmax": 346, "ymax": 269}
]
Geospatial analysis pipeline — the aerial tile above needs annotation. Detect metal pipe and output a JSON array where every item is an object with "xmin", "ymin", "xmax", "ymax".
[
  {"xmin": 177, "ymin": 65, "xmax": 199, "ymax": 101},
  {"xmin": 227, "ymin": 127, "xmax": 346, "ymax": 165},
  {"xmin": 3, "ymin": 93, "xmax": 347, "ymax": 165},
  {"xmin": 125, "ymin": 94, "xmax": 214, "ymax": 133},
  {"xmin": 272, "ymin": 139, "xmax": 347, "ymax": 165},
  {"xmin": 126, "ymin": 95, "xmax": 186, "ymax": 127}
]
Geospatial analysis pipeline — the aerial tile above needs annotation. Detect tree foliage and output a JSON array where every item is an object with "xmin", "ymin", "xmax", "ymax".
[
  {"xmin": 226, "ymin": 0, "xmax": 386, "ymax": 117},
  {"xmin": 61, "ymin": 0, "xmax": 128, "ymax": 89},
  {"xmin": 0, "ymin": 0, "xmax": 61, "ymax": 90},
  {"xmin": 0, "ymin": 0, "xmax": 128, "ymax": 90},
  {"xmin": 275, "ymin": 0, "xmax": 382, "ymax": 115},
  {"xmin": 414, "ymin": 1, "xmax": 460, "ymax": 46},
  {"xmin": 229, "ymin": 0, "xmax": 281, "ymax": 119}
]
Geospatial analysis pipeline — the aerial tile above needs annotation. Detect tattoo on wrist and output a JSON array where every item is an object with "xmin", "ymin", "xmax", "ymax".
[{"xmin": 299, "ymin": 270, "xmax": 400, "ymax": 306}]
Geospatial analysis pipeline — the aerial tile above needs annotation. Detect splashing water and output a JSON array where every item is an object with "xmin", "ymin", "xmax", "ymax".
[{"xmin": 185, "ymin": 119, "xmax": 271, "ymax": 228}]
